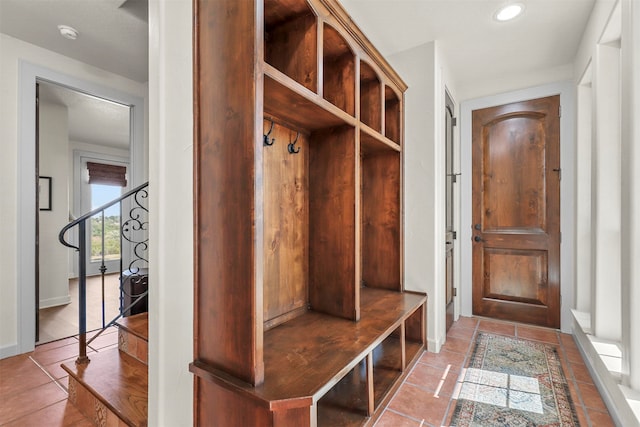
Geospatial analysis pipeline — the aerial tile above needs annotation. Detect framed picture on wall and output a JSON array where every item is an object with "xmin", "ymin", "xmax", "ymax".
[{"xmin": 39, "ymin": 176, "xmax": 52, "ymax": 211}]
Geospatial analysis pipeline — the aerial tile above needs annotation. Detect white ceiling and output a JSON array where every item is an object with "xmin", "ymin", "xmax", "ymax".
[
  {"xmin": 1, "ymin": 0, "xmax": 595, "ymax": 104},
  {"xmin": 0, "ymin": 0, "xmax": 148, "ymax": 83},
  {"xmin": 341, "ymin": 0, "xmax": 595, "ymax": 90},
  {"xmin": 39, "ymin": 81, "xmax": 131, "ymax": 149},
  {"xmin": 2, "ymin": 0, "xmax": 595, "ymax": 151}
]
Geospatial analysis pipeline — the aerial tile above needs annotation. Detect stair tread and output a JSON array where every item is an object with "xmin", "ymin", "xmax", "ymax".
[
  {"xmin": 62, "ymin": 348, "xmax": 147, "ymax": 427},
  {"xmin": 116, "ymin": 312, "xmax": 148, "ymax": 342}
]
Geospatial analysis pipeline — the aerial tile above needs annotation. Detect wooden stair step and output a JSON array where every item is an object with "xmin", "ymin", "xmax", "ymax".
[
  {"xmin": 116, "ymin": 312, "xmax": 148, "ymax": 342},
  {"xmin": 116, "ymin": 313, "xmax": 148, "ymax": 364},
  {"xmin": 63, "ymin": 348, "xmax": 147, "ymax": 427}
]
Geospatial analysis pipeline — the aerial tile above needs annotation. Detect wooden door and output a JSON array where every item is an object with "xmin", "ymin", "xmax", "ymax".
[{"xmin": 472, "ymin": 96, "xmax": 561, "ymax": 328}]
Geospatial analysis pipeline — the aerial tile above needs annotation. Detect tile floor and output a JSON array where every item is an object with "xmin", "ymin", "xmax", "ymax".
[
  {"xmin": 0, "ymin": 327, "xmax": 118, "ymax": 426},
  {"xmin": 0, "ymin": 317, "xmax": 615, "ymax": 426},
  {"xmin": 373, "ymin": 317, "xmax": 616, "ymax": 427}
]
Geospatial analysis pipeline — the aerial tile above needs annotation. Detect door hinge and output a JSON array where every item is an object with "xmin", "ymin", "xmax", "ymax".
[
  {"xmin": 453, "ymin": 288, "xmax": 458, "ymax": 297},
  {"xmin": 452, "ymin": 172, "xmax": 461, "ymax": 183},
  {"xmin": 559, "ymin": 105, "xmax": 562, "ymax": 118},
  {"xmin": 452, "ymin": 117, "xmax": 457, "ymax": 126},
  {"xmin": 560, "ymin": 232, "xmax": 562, "ymax": 243},
  {"xmin": 552, "ymin": 168, "xmax": 561, "ymax": 180},
  {"xmin": 453, "ymin": 231, "xmax": 457, "ymax": 240}
]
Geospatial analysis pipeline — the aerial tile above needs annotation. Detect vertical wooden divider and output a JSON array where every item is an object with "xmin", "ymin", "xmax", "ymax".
[
  {"xmin": 366, "ymin": 353, "xmax": 375, "ymax": 416},
  {"xmin": 193, "ymin": 0, "xmax": 263, "ymax": 386}
]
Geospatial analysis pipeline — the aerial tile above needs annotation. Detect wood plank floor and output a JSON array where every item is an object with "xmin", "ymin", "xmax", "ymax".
[
  {"xmin": 0, "ymin": 317, "xmax": 616, "ymax": 426},
  {"xmin": 38, "ymin": 274, "xmax": 121, "ymax": 345}
]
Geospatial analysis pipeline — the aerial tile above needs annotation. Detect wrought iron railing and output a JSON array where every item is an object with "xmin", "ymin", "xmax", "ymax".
[{"xmin": 59, "ymin": 182, "xmax": 149, "ymax": 364}]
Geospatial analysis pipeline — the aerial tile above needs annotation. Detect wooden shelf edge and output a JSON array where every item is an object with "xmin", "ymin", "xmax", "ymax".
[
  {"xmin": 360, "ymin": 124, "xmax": 401, "ymax": 152},
  {"xmin": 190, "ymin": 360, "xmax": 313, "ymax": 411},
  {"xmin": 264, "ymin": 63, "xmax": 357, "ymax": 130}
]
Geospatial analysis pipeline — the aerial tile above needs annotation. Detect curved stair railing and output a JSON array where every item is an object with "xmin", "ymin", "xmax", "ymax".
[{"xmin": 59, "ymin": 182, "xmax": 149, "ymax": 364}]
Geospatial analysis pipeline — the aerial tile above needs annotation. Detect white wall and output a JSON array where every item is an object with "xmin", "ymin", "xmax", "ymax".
[
  {"xmin": 388, "ymin": 41, "xmax": 458, "ymax": 352},
  {"xmin": 592, "ymin": 42, "xmax": 622, "ymax": 341},
  {"xmin": 0, "ymin": 33, "xmax": 146, "ymax": 357},
  {"xmin": 458, "ymin": 64, "xmax": 574, "ymax": 102},
  {"xmin": 148, "ymin": 0, "xmax": 194, "ymax": 424},
  {"xmin": 38, "ymin": 102, "xmax": 71, "ymax": 308}
]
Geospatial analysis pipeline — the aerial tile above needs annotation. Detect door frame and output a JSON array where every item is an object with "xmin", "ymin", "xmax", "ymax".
[
  {"xmin": 15, "ymin": 62, "xmax": 145, "ymax": 355},
  {"xmin": 460, "ymin": 81, "xmax": 576, "ymax": 333}
]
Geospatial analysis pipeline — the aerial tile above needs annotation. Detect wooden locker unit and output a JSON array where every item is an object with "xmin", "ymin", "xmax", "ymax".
[{"xmin": 191, "ymin": 0, "xmax": 426, "ymax": 425}]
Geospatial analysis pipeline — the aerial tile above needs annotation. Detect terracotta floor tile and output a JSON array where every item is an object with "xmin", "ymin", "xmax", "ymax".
[
  {"xmin": 0, "ymin": 381, "xmax": 67, "ymax": 424},
  {"xmin": 2, "ymin": 399, "xmax": 92, "ymax": 427},
  {"xmin": 516, "ymin": 325, "xmax": 560, "ymax": 344},
  {"xmin": 576, "ymin": 382, "xmax": 608, "ymax": 412},
  {"xmin": 373, "ymin": 409, "xmax": 422, "ymax": 427},
  {"xmin": 574, "ymin": 403, "xmax": 589, "ymax": 426},
  {"xmin": 446, "ymin": 325, "xmax": 476, "ymax": 340},
  {"xmin": 0, "ymin": 355, "xmax": 51, "ymax": 398},
  {"xmin": 477, "ymin": 320, "xmax": 516, "ymax": 336},
  {"xmin": 587, "ymin": 408, "xmax": 615, "ymax": 427},
  {"xmin": 388, "ymin": 383, "xmax": 450, "ymax": 426},
  {"xmin": 453, "ymin": 316, "xmax": 478, "ymax": 330},
  {"xmin": 0, "ymin": 353, "xmax": 34, "ymax": 372},
  {"xmin": 418, "ymin": 350, "xmax": 467, "ymax": 372},
  {"xmin": 35, "ymin": 337, "xmax": 78, "ymax": 352},
  {"xmin": 87, "ymin": 330, "xmax": 120, "ymax": 351},
  {"xmin": 443, "ymin": 400, "xmax": 458, "ymax": 426},
  {"xmin": 563, "ymin": 347, "xmax": 586, "ymax": 365},
  {"xmin": 441, "ymin": 336, "xmax": 472, "ymax": 354},
  {"xmin": 405, "ymin": 362, "xmax": 458, "ymax": 397},
  {"xmin": 566, "ymin": 379, "xmax": 583, "ymax": 407},
  {"xmin": 570, "ymin": 362, "xmax": 594, "ymax": 384},
  {"xmin": 44, "ymin": 356, "xmax": 78, "ymax": 380},
  {"xmin": 32, "ymin": 342, "xmax": 91, "ymax": 367},
  {"xmin": 559, "ymin": 333, "xmax": 579, "ymax": 350}
]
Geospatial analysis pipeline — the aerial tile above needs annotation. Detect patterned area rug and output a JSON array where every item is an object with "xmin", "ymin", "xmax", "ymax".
[{"xmin": 451, "ymin": 332, "xmax": 579, "ymax": 426}]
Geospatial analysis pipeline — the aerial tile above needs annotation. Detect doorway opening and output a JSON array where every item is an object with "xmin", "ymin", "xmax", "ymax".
[
  {"xmin": 445, "ymin": 91, "xmax": 457, "ymax": 331},
  {"xmin": 36, "ymin": 80, "xmax": 132, "ymax": 344}
]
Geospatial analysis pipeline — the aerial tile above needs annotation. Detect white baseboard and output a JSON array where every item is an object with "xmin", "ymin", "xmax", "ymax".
[
  {"xmin": 427, "ymin": 335, "xmax": 444, "ymax": 353},
  {"xmin": 39, "ymin": 295, "xmax": 71, "ymax": 309},
  {"xmin": 0, "ymin": 343, "xmax": 18, "ymax": 360},
  {"xmin": 572, "ymin": 315, "xmax": 640, "ymax": 427}
]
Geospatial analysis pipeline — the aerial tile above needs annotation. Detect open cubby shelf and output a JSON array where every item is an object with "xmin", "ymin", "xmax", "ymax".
[
  {"xmin": 322, "ymin": 24, "xmax": 356, "ymax": 115},
  {"xmin": 193, "ymin": 0, "xmax": 416, "ymax": 425},
  {"xmin": 264, "ymin": 0, "xmax": 318, "ymax": 92},
  {"xmin": 360, "ymin": 61, "xmax": 382, "ymax": 132},
  {"xmin": 385, "ymin": 86, "xmax": 401, "ymax": 144}
]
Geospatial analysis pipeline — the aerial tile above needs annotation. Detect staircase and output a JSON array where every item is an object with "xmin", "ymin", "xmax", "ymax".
[
  {"xmin": 62, "ymin": 313, "xmax": 148, "ymax": 426},
  {"xmin": 57, "ymin": 182, "xmax": 150, "ymax": 427}
]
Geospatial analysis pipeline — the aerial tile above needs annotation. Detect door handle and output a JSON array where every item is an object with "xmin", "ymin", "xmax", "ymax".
[
  {"xmin": 474, "ymin": 235, "xmax": 483, "ymax": 242},
  {"xmin": 474, "ymin": 224, "xmax": 481, "ymax": 230}
]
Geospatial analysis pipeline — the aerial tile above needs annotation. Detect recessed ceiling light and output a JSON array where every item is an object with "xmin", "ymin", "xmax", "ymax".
[
  {"xmin": 495, "ymin": 3, "xmax": 525, "ymax": 22},
  {"xmin": 58, "ymin": 25, "xmax": 79, "ymax": 40}
]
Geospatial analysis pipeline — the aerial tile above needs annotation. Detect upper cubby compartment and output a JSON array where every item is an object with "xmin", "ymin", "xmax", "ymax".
[
  {"xmin": 359, "ymin": 61, "xmax": 382, "ymax": 132},
  {"xmin": 322, "ymin": 24, "xmax": 355, "ymax": 116},
  {"xmin": 264, "ymin": 0, "xmax": 318, "ymax": 92},
  {"xmin": 384, "ymin": 86, "xmax": 401, "ymax": 144}
]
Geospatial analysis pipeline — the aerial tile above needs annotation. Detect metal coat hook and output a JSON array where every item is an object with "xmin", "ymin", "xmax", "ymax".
[
  {"xmin": 263, "ymin": 120, "xmax": 275, "ymax": 146},
  {"xmin": 288, "ymin": 132, "xmax": 300, "ymax": 154}
]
